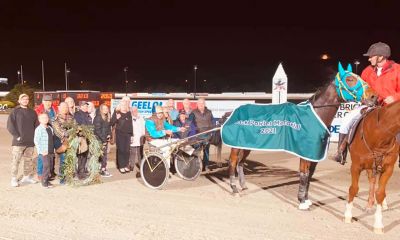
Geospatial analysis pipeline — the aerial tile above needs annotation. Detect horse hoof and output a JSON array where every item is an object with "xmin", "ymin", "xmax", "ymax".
[
  {"xmin": 373, "ymin": 228, "xmax": 384, "ymax": 234},
  {"xmin": 240, "ymin": 184, "xmax": 248, "ymax": 191},
  {"xmin": 298, "ymin": 202, "xmax": 309, "ymax": 210},
  {"xmin": 231, "ymin": 185, "xmax": 239, "ymax": 194},
  {"xmin": 305, "ymin": 199, "xmax": 312, "ymax": 206},
  {"xmin": 344, "ymin": 217, "xmax": 352, "ymax": 223}
]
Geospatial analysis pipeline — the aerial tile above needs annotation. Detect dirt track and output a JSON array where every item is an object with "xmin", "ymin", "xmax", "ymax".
[{"xmin": 0, "ymin": 114, "xmax": 399, "ymax": 240}]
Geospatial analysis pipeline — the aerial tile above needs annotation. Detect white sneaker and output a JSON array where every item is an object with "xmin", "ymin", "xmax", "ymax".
[
  {"xmin": 11, "ymin": 177, "xmax": 19, "ymax": 187},
  {"xmin": 20, "ymin": 176, "xmax": 38, "ymax": 184}
]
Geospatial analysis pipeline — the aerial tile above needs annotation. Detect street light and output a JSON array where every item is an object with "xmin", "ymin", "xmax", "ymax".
[
  {"xmin": 203, "ymin": 79, "xmax": 207, "ymax": 92},
  {"xmin": 17, "ymin": 71, "xmax": 21, "ymax": 84},
  {"xmin": 354, "ymin": 59, "xmax": 360, "ymax": 74},
  {"xmin": 321, "ymin": 54, "xmax": 330, "ymax": 60},
  {"xmin": 193, "ymin": 65, "xmax": 198, "ymax": 99},
  {"xmin": 185, "ymin": 79, "xmax": 189, "ymax": 93},
  {"xmin": 124, "ymin": 67, "xmax": 128, "ymax": 95},
  {"xmin": 64, "ymin": 62, "xmax": 70, "ymax": 90}
]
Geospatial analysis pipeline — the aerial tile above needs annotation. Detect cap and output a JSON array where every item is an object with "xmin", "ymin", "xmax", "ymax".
[
  {"xmin": 363, "ymin": 42, "xmax": 391, "ymax": 57},
  {"xmin": 155, "ymin": 105, "xmax": 163, "ymax": 113},
  {"xmin": 179, "ymin": 109, "xmax": 186, "ymax": 115},
  {"xmin": 80, "ymin": 101, "xmax": 89, "ymax": 106},
  {"xmin": 42, "ymin": 94, "xmax": 52, "ymax": 101},
  {"xmin": 18, "ymin": 93, "xmax": 29, "ymax": 101}
]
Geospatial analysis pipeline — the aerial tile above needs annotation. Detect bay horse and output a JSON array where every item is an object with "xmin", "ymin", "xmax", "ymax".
[
  {"xmin": 344, "ymin": 101, "xmax": 400, "ymax": 234},
  {"xmin": 228, "ymin": 63, "xmax": 368, "ymax": 211}
]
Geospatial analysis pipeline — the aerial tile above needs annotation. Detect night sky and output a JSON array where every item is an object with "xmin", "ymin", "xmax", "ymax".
[{"xmin": 1, "ymin": 0, "xmax": 399, "ymax": 93}]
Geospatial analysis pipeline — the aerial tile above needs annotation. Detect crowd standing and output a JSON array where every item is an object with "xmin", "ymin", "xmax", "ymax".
[{"xmin": 7, "ymin": 94, "xmax": 217, "ymax": 188}]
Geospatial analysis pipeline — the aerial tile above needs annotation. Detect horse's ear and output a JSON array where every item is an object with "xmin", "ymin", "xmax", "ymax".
[
  {"xmin": 346, "ymin": 63, "xmax": 353, "ymax": 73},
  {"xmin": 338, "ymin": 62, "xmax": 345, "ymax": 76}
]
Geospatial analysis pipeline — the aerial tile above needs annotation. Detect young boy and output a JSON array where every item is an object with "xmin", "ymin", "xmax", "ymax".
[{"xmin": 34, "ymin": 113, "xmax": 55, "ymax": 188}]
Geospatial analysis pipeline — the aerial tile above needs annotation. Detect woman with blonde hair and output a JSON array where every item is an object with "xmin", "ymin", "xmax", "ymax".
[
  {"xmin": 94, "ymin": 104, "xmax": 112, "ymax": 177},
  {"xmin": 110, "ymin": 101, "xmax": 133, "ymax": 173}
]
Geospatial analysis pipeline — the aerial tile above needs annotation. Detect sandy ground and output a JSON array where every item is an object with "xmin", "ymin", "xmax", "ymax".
[{"xmin": 0, "ymin": 114, "xmax": 399, "ymax": 240}]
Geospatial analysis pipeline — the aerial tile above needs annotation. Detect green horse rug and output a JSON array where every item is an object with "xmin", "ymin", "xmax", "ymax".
[{"xmin": 221, "ymin": 102, "xmax": 330, "ymax": 162}]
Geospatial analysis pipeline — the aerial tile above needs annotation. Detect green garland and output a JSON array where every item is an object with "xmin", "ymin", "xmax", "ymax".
[{"xmin": 62, "ymin": 122, "xmax": 102, "ymax": 186}]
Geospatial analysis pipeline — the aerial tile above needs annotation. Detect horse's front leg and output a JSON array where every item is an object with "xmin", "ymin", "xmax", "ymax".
[
  {"xmin": 365, "ymin": 169, "xmax": 376, "ymax": 212},
  {"xmin": 229, "ymin": 149, "xmax": 240, "ymax": 194},
  {"xmin": 344, "ymin": 164, "xmax": 361, "ymax": 223},
  {"xmin": 373, "ymin": 164, "xmax": 395, "ymax": 234},
  {"xmin": 298, "ymin": 158, "xmax": 311, "ymax": 210},
  {"xmin": 237, "ymin": 150, "xmax": 250, "ymax": 190}
]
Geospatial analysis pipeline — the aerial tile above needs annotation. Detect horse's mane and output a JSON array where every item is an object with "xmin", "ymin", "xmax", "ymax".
[{"xmin": 307, "ymin": 76, "xmax": 335, "ymax": 102}]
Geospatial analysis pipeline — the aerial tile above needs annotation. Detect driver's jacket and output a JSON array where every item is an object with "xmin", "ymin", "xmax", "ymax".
[{"xmin": 145, "ymin": 115, "xmax": 180, "ymax": 140}]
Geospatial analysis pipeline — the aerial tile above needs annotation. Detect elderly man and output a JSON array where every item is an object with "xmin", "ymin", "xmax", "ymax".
[
  {"xmin": 52, "ymin": 102, "xmax": 76, "ymax": 183},
  {"xmin": 7, "ymin": 94, "xmax": 39, "ymax": 187},
  {"xmin": 166, "ymin": 99, "xmax": 178, "ymax": 121},
  {"xmin": 191, "ymin": 98, "xmax": 214, "ymax": 171},
  {"xmin": 35, "ymin": 94, "xmax": 58, "ymax": 121},
  {"xmin": 182, "ymin": 98, "xmax": 194, "ymax": 121},
  {"xmin": 74, "ymin": 101, "xmax": 92, "ymax": 125}
]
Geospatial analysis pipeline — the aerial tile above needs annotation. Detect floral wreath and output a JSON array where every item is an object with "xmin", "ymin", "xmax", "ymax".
[{"xmin": 62, "ymin": 122, "xmax": 102, "ymax": 186}]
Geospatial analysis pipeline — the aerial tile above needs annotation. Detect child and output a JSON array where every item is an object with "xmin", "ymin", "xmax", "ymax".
[{"xmin": 34, "ymin": 113, "xmax": 55, "ymax": 188}]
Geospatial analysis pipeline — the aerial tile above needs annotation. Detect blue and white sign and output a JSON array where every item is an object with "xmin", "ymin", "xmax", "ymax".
[
  {"xmin": 330, "ymin": 102, "xmax": 361, "ymax": 142},
  {"xmin": 111, "ymin": 99, "xmax": 164, "ymax": 118}
]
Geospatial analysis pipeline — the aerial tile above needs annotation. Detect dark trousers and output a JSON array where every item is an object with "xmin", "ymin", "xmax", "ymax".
[
  {"xmin": 100, "ymin": 144, "xmax": 108, "ymax": 169},
  {"xmin": 116, "ymin": 131, "xmax": 131, "ymax": 169},
  {"xmin": 41, "ymin": 154, "xmax": 53, "ymax": 185},
  {"xmin": 77, "ymin": 151, "xmax": 88, "ymax": 179}
]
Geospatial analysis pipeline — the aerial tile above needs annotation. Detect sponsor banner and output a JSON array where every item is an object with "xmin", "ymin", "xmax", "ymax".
[
  {"xmin": 330, "ymin": 102, "xmax": 361, "ymax": 142},
  {"xmin": 111, "ymin": 99, "xmax": 164, "ymax": 118}
]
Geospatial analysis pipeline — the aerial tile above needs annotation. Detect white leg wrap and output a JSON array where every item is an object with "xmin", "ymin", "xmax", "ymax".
[
  {"xmin": 344, "ymin": 202, "xmax": 353, "ymax": 223},
  {"xmin": 373, "ymin": 205, "xmax": 384, "ymax": 233}
]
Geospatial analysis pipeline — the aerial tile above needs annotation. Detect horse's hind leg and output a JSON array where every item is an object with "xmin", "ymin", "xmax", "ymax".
[
  {"xmin": 237, "ymin": 150, "xmax": 250, "ymax": 190},
  {"xmin": 365, "ymin": 169, "xmax": 376, "ymax": 212},
  {"xmin": 304, "ymin": 161, "xmax": 318, "ymax": 206},
  {"xmin": 229, "ymin": 149, "xmax": 240, "ymax": 194},
  {"xmin": 345, "ymin": 165, "xmax": 361, "ymax": 223},
  {"xmin": 373, "ymin": 165, "xmax": 395, "ymax": 234}
]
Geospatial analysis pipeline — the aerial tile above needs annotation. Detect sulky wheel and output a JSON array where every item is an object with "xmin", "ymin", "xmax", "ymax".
[
  {"xmin": 174, "ymin": 147, "xmax": 203, "ymax": 181},
  {"xmin": 140, "ymin": 152, "xmax": 169, "ymax": 189}
]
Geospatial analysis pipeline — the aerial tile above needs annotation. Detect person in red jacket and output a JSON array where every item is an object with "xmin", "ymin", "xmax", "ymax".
[{"xmin": 361, "ymin": 42, "xmax": 400, "ymax": 105}]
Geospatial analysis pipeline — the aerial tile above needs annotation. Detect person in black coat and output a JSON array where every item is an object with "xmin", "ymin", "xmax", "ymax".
[
  {"xmin": 93, "ymin": 104, "xmax": 112, "ymax": 177},
  {"xmin": 110, "ymin": 101, "xmax": 133, "ymax": 174},
  {"xmin": 74, "ymin": 101, "xmax": 92, "ymax": 125}
]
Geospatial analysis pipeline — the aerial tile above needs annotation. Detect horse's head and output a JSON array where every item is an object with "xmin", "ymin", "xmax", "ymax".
[
  {"xmin": 335, "ymin": 62, "xmax": 368, "ymax": 102},
  {"xmin": 361, "ymin": 86, "xmax": 378, "ymax": 107}
]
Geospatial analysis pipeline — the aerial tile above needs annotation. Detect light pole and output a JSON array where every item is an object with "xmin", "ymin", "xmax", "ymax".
[
  {"xmin": 193, "ymin": 65, "xmax": 198, "ymax": 99},
  {"xmin": 41, "ymin": 60, "xmax": 45, "ymax": 91},
  {"xmin": 354, "ymin": 59, "xmax": 360, "ymax": 74},
  {"xmin": 124, "ymin": 67, "xmax": 128, "ymax": 95},
  {"xmin": 185, "ymin": 79, "xmax": 189, "ymax": 93},
  {"xmin": 203, "ymin": 79, "xmax": 207, "ymax": 92},
  {"xmin": 64, "ymin": 62, "xmax": 70, "ymax": 90},
  {"xmin": 17, "ymin": 70, "xmax": 21, "ymax": 84}
]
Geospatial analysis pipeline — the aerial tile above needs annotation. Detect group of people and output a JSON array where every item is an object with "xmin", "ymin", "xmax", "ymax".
[
  {"xmin": 7, "ymin": 93, "xmax": 215, "ymax": 188},
  {"xmin": 112, "ymin": 97, "xmax": 215, "ymax": 174}
]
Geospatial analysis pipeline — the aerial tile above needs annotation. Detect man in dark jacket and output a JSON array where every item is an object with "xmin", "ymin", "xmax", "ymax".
[
  {"xmin": 7, "ymin": 93, "xmax": 39, "ymax": 187},
  {"xmin": 173, "ymin": 109, "xmax": 196, "ymax": 139},
  {"xmin": 74, "ymin": 101, "xmax": 92, "ymax": 125},
  {"xmin": 191, "ymin": 98, "xmax": 214, "ymax": 171}
]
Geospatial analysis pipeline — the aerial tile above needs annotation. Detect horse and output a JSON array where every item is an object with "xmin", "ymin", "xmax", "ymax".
[
  {"xmin": 344, "ymin": 100, "xmax": 400, "ymax": 234},
  {"xmin": 227, "ymin": 62, "xmax": 369, "ymax": 210}
]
